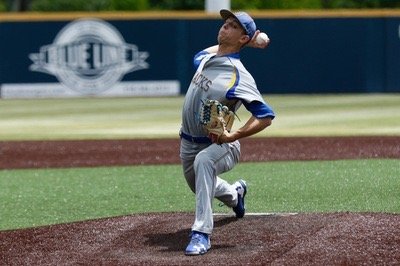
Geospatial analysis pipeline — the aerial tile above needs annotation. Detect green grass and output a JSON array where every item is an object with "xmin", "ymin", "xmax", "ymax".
[
  {"xmin": 0, "ymin": 165, "xmax": 188, "ymax": 230},
  {"xmin": 0, "ymin": 97, "xmax": 183, "ymax": 140},
  {"xmin": 1, "ymin": 94, "xmax": 399, "ymax": 231},
  {"xmin": 234, "ymin": 160, "xmax": 400, "ymax": 213},
  {"xmin": 0, "ymin": 93, "xmax": 399, "ymax": 140},
  {"xmin": 254, "ymin": 93, "xmax": 400, "ymax": 136},
  {"xmin": 1, "ymin": 159, "xmax": 399, "ymax": 230}
]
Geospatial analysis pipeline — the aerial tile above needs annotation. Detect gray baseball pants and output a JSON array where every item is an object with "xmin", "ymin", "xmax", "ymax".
[{"xmin": 180, "ymin": 139, "xmax": 241, "ymax": 235}]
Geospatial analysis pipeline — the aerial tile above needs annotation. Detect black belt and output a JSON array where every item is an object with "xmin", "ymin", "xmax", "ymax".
[{"xmin": 179, "ymin": 131, "xmax": 211, "ymax": 144}]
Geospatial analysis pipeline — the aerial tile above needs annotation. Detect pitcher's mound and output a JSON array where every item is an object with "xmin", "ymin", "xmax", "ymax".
[{"xmin": 1, "ymin": 212, "xmax": 399, "ymax": 265}]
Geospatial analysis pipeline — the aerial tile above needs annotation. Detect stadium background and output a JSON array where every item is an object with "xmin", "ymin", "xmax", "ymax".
[{"xmin": 1, "ymin": 9, "xmax": 400, "ymax": 98}]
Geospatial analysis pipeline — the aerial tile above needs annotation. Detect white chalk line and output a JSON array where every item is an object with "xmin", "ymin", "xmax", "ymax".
[{"xmin": 213, "ymin": 212, "xmax": 298, "ymax": 217}]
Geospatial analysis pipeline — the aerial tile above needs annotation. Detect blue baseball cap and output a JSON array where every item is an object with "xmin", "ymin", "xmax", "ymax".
[{"xmin": 220, "ymin": 9, "xmax": 256, "ymax": 39}]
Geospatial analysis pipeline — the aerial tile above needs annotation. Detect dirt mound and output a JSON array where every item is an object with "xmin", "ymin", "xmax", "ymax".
[{"xmin": 1, "ymin": 212, "xmax": 399, "ymax": 265}]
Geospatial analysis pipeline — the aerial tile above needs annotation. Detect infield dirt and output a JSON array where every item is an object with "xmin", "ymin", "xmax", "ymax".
[{"xmin": 1, "ymin": 136, "xmax": 399, "ymax": 265}]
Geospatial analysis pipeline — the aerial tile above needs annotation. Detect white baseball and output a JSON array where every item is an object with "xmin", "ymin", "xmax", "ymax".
[{"xmin": 256, "ymin": 32, "xmax": 270, "ymax": 45}]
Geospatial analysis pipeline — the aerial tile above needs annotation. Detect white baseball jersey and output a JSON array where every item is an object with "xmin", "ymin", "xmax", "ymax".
[{"xmin": 181, "ymin": 50, "xmax": 275, "ymax": 138}]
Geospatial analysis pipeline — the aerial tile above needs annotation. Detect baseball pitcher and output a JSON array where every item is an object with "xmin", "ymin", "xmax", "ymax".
[{"xmin": 180, "ymin": 9, "xmax": 275, "ymax": 256}]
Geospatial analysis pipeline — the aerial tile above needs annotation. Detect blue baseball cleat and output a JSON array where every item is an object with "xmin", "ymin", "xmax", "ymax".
[
  {"xmin": 185, "ymin": 231, "xmax": 211, "ymax": 256},
  {"xmin": 233, "ymin": 179, "xmax": 247, "ymax": 218}
]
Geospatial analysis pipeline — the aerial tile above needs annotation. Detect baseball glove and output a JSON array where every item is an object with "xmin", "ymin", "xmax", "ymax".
[{"xmin": 200, "ymin": 99, "xmax": 235, "ymax": 143}]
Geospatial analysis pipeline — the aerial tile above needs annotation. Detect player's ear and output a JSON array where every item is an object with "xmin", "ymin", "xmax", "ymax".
[{"xmin": 240, "ymin": 35, "xmax": 250, "ymax": 45}]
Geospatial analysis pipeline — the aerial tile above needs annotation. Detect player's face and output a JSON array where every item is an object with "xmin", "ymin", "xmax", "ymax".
[{"xmin": 218, "ymin": 17, "xmax": 249, "ymax": 46}]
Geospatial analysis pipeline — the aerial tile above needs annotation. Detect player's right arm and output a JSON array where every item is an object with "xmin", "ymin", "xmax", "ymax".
[
  {"xmin": 203, "ymin": 45, "xmax": 219, "ymax": 54},
  {"xmin": 201, "ymin": 35, "xmax": 267, "ymax": 55},
  {"xmin": 193, "ymin": 46, "xmax": 218, "ymax": 69},
  {"xmin": 201, "ymin": 30, "xmax": 269, "ymax": 55}
]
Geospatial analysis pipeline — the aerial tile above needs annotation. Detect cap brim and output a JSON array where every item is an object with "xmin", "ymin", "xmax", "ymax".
[
  {"xmin": 220, "ymin": 9, "xmax": 236, "ymax": 21},
  {"xmin": 220, "ymin": 9, "xmax": 249, "ymax": 36}
]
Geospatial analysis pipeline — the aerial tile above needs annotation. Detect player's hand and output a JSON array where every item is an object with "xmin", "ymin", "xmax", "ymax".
[
  {"xmin": 247, "ymin": 30, "xmax": 270, "ymax": 49},
  {"xmin": 214, "ymin": 130, "xmax": 234, "ymax": 144}
]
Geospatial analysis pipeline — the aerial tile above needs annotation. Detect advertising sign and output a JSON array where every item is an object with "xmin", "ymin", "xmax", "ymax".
[{"xmin": 0, "ymin": 18, "xmax": 180, "ymax": 98}]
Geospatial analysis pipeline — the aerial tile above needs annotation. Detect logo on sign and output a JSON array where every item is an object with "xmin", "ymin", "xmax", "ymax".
[{"xmin": 29, "ymin": 18, "xmax": 149, "ymax": 94}]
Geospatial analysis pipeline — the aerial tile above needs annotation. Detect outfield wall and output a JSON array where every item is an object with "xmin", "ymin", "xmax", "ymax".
[{"xmin": 0, "ymin": 10, "xmax": 399, "ymax": 98}]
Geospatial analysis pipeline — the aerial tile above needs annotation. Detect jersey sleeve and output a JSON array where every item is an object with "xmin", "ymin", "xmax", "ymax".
[
  {"xmin": 242, "ymin": 100, "xmax": 275, "ymax": 119},
  {"xmin": 225, "ymin": 64, "xmax": 275, "ymax": 119},
  {"xmin": 193, "ymin": 51, "xmax": 209, "ymax": 69}
]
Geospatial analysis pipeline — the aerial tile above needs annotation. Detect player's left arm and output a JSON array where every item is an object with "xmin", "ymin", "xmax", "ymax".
[
  {"xmin": 219, "ymin": 115, "xmax": 272, "ymax": 143},
  {"xmin": 219, "ymin": 100, "xmax": 275, "ymax": 143}
]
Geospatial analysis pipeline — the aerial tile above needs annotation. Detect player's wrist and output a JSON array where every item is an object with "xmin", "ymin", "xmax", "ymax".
[{"xmin": 226, "ymin": 131, "xmax": 239, "ymax": 142}]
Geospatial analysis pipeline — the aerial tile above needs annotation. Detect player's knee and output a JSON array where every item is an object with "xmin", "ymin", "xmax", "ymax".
[{"xmin": 194, "ymin": 152, "xmax": 213, "ymax": 171}]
